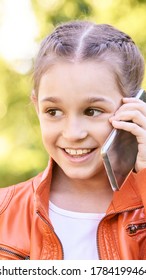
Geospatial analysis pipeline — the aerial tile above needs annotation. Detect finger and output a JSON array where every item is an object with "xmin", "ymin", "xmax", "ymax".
[
  {"xmin": 122, "ymin": 97, "xmax": 146, "ymax": 104},
  {"xmin": 109, "ymin": 111, "xmax": 146, "ymax": 129},
  {"xmin": 116, "ymin": 99, "xmax": 146, "ymax": 116},
  {"xmin": 111, "ymin": 120, "xmax": 146, "ymax": 140}
]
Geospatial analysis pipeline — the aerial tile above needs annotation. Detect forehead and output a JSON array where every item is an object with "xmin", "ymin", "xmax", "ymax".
[{"xmin": 38, "ymin": 60, "xmax": 121, "ymax": 98}]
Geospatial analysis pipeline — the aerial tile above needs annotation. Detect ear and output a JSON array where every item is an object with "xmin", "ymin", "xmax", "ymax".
[{"xmin": 31, "ymin": 89, "xmax": 39, "ymax": 115}]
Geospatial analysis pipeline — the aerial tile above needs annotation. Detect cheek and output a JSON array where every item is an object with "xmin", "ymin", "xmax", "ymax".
[
  {"xmin": 94, "ymin": 122, "xmax": 113, "ymax": 146},
  {"xmin": 39, "ymin": 121, "xmax": 58, "ymax": 147}
]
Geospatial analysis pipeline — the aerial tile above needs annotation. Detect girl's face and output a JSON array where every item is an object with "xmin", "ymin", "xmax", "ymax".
[{"xmin": 36, "ymin": 61, "xmax": 122, "ymax": 181}]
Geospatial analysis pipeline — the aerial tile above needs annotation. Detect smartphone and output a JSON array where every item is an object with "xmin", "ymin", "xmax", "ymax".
[{"xmin": 101, "ymin": 89, "xmax": 146, "ymax": 191}]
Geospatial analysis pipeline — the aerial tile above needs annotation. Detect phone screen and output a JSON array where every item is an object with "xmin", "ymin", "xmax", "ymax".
[{"xmin": 101, "ymin": 89, "xmax": 146, "ymax": 191}]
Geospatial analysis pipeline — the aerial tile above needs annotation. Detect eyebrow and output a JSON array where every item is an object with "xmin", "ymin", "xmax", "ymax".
[
  {"xmin": 86, "ymin": 97, "xmax": 112, "ymax": 104},
  {"xmin": 40, "ymin": 97, "xmax": 62, "ymax": 103},
  {"xmin": 40, "ymin": 96, "xmax": 112, "ymax": 104}
]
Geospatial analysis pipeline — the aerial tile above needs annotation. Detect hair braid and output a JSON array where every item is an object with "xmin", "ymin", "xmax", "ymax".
[{"xmin": 33, "ymin": 21, "xmax": 145, "ymax": 97}]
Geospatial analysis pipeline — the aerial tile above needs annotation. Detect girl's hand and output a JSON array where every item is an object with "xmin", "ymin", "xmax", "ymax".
[{"xmin": 109, "ymin": 97, "xmax": 146, "ymax": 172}]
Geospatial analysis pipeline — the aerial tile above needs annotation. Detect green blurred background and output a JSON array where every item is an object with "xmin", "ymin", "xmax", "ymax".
[{"xmin": 0, "ymin": 0, "xmax": 146, "ymax": 188}]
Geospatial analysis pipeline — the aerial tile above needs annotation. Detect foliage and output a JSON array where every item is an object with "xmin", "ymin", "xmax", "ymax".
[{"xmin": 0, "ymin": 0, "xmax": 146, "ymax": 187}]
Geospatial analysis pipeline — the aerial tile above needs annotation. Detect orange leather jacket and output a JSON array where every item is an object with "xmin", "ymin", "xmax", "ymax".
[{"xmin": 0, "ymin": 159, "xmax": 146, "ymax": 260}]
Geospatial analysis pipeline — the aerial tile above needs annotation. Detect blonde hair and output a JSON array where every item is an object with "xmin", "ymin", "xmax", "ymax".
[{"xmin": 33, "ymin": 20, "xmax": 145, "ymax": 97}]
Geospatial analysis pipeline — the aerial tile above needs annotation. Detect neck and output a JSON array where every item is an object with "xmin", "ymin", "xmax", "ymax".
[{"xmin": 50, "ymin": 164, "xmax": 113, "ymax": 213}]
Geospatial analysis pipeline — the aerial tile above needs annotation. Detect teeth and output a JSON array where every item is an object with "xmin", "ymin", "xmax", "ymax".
[{"xmin": 65, "ymin": 149, "xmax": 92, "ymax": 155}]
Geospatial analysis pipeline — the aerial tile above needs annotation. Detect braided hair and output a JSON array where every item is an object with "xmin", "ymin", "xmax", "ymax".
[{"xmin": 33, "ymin": 21, "xmax": 145, "ymax": 97}]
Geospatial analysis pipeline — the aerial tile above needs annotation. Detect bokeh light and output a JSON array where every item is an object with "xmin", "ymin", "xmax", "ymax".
[{"xmin": 0, "ymin": 0, "xmax": 39, "ymax": 73}]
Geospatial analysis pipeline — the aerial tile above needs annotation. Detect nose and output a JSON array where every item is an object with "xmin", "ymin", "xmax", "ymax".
[{"xmin": 62, "ymin": 117, "xmax": 88, "ymax": 141}]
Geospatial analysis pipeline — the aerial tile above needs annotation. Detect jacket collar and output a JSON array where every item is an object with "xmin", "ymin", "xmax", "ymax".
[
  {"xmin": 32, "ymin": 158, "xmax": 54, "ymax": 220},
  {"xmin": 33, "ymin": 158, "xmax": 143, "ymax": 217},
  {"xmin": 107, "ymin": 172, "xmax": 143, "ymax": 214}
]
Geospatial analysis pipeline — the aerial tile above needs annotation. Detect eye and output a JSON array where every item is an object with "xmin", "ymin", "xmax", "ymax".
[
  {"xmin": 46, "ymin": 109, "xmax": 63, "ymax": 117},
  {"xmin": 84, "ymin": 108, "xmax": 103, "ymax": 117}
]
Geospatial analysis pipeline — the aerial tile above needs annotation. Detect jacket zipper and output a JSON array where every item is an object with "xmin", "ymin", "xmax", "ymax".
[
  {"xmin": 0, "ymin": 247, "xmax": 30, "ymax": 260},
  {"xmin": 127, "ymin": 222, "xmax": 146, "ymax": 234},
  {"xmin": 36, "ymin": 211, "xmax": 64, "ymax": 260},
  {"xmin": 96, "ymin": 205, "xmax": 144, "ymax": 260}
]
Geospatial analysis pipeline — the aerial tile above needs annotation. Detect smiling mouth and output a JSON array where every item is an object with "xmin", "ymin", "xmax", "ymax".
[{"xmin": 64, "ymin": 148, "xmax": 95, "ymax": 157}]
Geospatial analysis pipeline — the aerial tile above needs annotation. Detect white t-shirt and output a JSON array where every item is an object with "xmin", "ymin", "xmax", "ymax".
[{"xmin": 49, "ymin": 201, "xmax": 105, "ymax": 260}]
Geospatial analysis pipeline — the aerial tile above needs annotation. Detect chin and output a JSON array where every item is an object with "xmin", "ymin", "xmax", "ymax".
[
  {"xmin": 63, "ymin": 168, "xmax": 99, "ymax": 181},
  {"xmin": 55, "ymin": 159, "xmax": 105, "ymax": 181}
]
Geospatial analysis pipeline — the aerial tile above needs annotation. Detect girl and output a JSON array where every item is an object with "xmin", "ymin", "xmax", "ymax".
[{"xmin": 0, "ymin": 20, "xmax": 146, "ymax": 260}]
